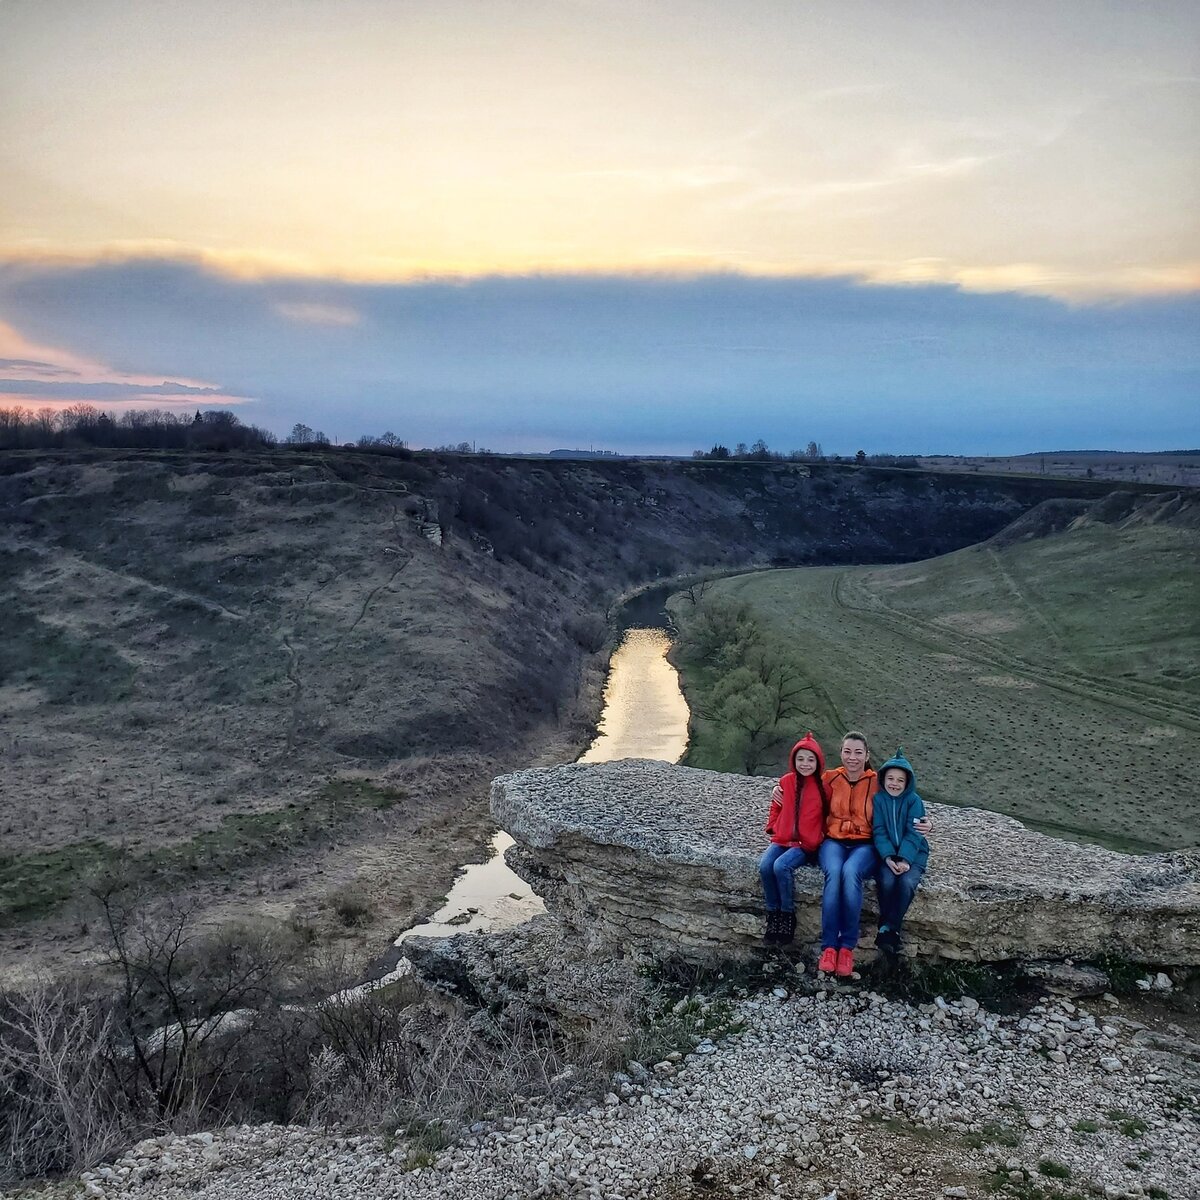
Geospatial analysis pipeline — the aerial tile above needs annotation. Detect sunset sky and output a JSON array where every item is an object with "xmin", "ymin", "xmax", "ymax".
[{"xmin": 1, "ymin": 0, "xmax": 1197, "ymax": 453}]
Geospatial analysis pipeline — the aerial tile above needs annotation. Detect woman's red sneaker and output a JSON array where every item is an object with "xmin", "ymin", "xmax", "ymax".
[
  {"xmin": 817, "ymin": 947, "xmax": 837, "ymax": 973},
  {"xmin": 836, "ymin": 948, "xmax": 855, "ymax": 978}
]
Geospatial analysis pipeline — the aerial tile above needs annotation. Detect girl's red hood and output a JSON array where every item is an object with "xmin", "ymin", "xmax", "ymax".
[{"xmin": 790, "ymin": 731, "xmax": 826, "ymax": 777}]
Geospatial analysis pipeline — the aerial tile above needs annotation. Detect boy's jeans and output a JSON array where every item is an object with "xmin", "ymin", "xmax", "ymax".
[
  {"xmin": 817, "ymin": 838, "xmax": 879, "ymax": 949},
  {"xmin": 878, "ymin": 862, "xmax": 925, "ymax": 931},
  {"xmin": 758, "ymin": 844, "xmax": 817, "ymax": 913}
]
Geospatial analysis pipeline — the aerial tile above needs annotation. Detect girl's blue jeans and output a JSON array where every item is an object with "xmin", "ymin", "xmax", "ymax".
[
  {"xmin": 818, "ymin": 838, "xmax": 879, "ymax": 949},
  {"xmin": 758, "ymin": 844, "xmax": 817, "ymax": 912},
  {"xmin": 878, "ymin": 862, "xmax": 925, "ymax": 931}
]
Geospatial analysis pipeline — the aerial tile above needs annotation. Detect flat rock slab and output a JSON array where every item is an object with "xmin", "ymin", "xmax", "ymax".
[{"xmin": 492, "ymin": 759, "xmax": 1200, "ymax": 965}]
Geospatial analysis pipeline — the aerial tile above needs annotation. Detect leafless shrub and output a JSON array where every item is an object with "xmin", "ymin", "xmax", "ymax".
[
  {"xmin": 298, "ymin": 947, "xmax": 644, "ymax": 1137},
  {"xmin": 91, "ymin": 875, "xmax": 311, "ymax": 1124},
  {"xmin": 1, "ymin": 881, "xmax": 327, "ymax": 1184},
  {"xmin": 328, "ymin": 885, "xmax": 376, "ymax": 928},
  {"xmin": 1, "ymin": 882, "xmax": 682, "ymax": 1186},
  {"xmin": 0, "ymin": 982, "xmax": 130, "ymax": 1182},
  {"xmin": 565, "ymin": 612, "xmax": 609, "ymax": 654},
  {"xmin": 680, "ymin": 577, "xmax": 713, "ymax": 607}
]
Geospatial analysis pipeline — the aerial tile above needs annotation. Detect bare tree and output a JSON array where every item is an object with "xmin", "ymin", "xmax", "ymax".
[
  {"xmin": 0, "ymin": 984, "xmax": 129, "ymax": 1179},
  {"xmin": 91, "ymin": 876, "xmax": 301, "ymax": 1122}
]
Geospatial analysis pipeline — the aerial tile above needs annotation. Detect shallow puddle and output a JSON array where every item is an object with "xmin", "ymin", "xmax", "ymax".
[{"xmin": 394, "ymin": 830, "xmax": 543, "ymax": 942}]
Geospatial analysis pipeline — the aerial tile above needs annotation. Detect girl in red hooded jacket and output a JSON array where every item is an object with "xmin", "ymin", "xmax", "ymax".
[{"xmin": 759, "ymin": 732, "xmax": 827, "ymax": 945}]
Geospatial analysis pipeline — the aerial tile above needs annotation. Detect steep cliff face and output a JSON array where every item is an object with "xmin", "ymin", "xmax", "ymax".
[
  {"xmin": 0, "ymin": 447, "xmax": 1131, "ymax": 940},
  {"xmin": 493, "ymin": 759, "xmax": 1200, "ymax": 965}
]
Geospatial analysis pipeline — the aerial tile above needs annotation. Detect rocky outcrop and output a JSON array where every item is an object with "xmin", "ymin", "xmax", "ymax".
[{"xmin": 492, "ymin": 759, "xmax": 1200, "ymax": 965}]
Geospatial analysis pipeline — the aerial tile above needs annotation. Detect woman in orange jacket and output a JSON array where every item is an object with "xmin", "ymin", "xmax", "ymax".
[{"xmin": 816, "ymin": 731, "xmax": 878, "ymax": 978}]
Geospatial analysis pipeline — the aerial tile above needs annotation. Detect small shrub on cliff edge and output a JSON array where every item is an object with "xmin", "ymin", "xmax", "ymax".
[{"xmin": 870, "ymin": 957, "xmax": 1037, "ymax": 1013}]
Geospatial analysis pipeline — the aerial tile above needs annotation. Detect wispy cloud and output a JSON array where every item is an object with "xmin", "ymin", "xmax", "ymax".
[
  {"xmin": 274, "ymin": 301, "xmax": 361, "ymax": 327},
  {"xmin": 0, "ymin": 357, "xmax": 80, "ymax": 379},
  {"xmin": 0, "ymin": 379, "xmax": 229, "ymax": 400}
]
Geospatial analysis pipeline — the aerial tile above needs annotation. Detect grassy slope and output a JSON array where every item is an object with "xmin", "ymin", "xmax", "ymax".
[{"xmin": 683, "ymin": 497, "xmax": 1200, "ymax": 853}]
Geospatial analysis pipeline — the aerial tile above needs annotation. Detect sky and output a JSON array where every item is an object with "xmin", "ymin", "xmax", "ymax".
[{"xmin": 1, "ymin": 0, "xmax": 1197, "ymax": 454}]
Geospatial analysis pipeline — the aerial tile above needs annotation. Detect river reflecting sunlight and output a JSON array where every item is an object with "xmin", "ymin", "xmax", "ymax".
[
  {"xmin": 395, "ymin": 626, "xmax": 689, "ymax": 944},
  {"xmin": 578, "ymin": 628, "xmax": 689, "ymax": 765}
]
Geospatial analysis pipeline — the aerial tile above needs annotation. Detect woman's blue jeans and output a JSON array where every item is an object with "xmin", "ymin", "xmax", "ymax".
[
  {"xmin": 818, "ymin": 838, "xmax": 879, "ymax": 949},
  {"xmin": 878, "ymin": 862, "xmax": 925, "ymax": 931},
  {"xmin": 758, "ymin": 844, "xmax": 817, "ymax": 913}
]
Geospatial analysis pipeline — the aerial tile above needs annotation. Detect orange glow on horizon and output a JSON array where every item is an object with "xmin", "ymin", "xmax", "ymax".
[{"xmin": 0, "ymin": 393, "xmax": 254, "ymax": 414}]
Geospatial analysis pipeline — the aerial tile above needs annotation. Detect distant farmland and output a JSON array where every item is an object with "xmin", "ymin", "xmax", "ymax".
[
  {"xmin": 679, "ymin": 492, "xmax": 1200, "ymax": 853},
  {"xmin": 917, "ymin": 449, "xmax": 1200, "ymax": 488}
]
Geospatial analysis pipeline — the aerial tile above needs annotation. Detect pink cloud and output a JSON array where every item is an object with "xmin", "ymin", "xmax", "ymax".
[
  {"xmin": 0, "ymin": 320, "xmax": 229, "ymax": 390},
  {"xmin": 0, "ymin": 320, "xmax": 255, "ymax": 412}
]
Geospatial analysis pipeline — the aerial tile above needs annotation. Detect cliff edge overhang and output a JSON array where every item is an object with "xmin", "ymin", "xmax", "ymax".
[{"xmin": 492, "ymin": 759, "xmax": 1200, "ymax": 966}]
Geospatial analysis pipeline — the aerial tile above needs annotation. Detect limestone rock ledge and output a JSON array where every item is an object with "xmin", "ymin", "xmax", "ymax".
[{"xmin": 491, "ymin": 759, "xmax": 1200, "ymax": 965}]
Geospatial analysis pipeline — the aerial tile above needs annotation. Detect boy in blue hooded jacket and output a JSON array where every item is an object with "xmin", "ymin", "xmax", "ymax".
[{"xmin": 872, "ymin": 749, "xmax": 929, "ymax": 953}]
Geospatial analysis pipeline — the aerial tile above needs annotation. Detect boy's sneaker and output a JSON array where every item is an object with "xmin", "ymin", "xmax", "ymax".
[
  {"xmin": 779, "ymin": 912, "xmax": 796, "ymax": 945},
  {"xmin": 877, "ymin": 928, "xmax": 901, "ymax": 955},
  {"xmin": 817, "ymin": 947, "xmax": 837, "ymax": 974},
  {"xmin": 836, "ymin": 948, "xmax": 855, "ymax": 978}
]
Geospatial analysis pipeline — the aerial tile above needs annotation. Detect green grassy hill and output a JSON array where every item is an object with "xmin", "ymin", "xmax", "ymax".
[{"xmin": 678, "ymin": 491, "xmax": 1200, "ymax": 853}]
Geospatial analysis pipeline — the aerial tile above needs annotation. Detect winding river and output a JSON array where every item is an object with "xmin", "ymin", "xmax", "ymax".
[{"xmin": 395, "ymin": 626, "xmax": 689, "ymax": 944}]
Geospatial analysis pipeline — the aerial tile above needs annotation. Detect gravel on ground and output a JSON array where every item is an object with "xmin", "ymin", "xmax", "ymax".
[{"xmin": 72, "ymin": 980, "xmax": 1197, "ymax": 1200}]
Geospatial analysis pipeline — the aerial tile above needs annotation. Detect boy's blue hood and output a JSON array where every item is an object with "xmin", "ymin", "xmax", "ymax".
[
  {"xmin": 872, "ymin": 747, "xmax": 929, "ymax": 870},
  {"xmin": 877, "ymin": 748, "xmax": 916, "ymax": 797}
]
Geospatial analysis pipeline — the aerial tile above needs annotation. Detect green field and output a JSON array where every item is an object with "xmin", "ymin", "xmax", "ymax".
[{"xmin": 677, "ymin": 497, "xmax": 1200, "ymax": 853}]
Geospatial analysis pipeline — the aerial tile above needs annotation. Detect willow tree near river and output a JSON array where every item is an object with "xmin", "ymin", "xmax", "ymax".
[{"xmin": 672, "ymin": 596, "xmax": 832, "ymax": 774}]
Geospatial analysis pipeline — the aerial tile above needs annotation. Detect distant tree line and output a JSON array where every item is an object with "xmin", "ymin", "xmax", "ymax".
[
  {"xmin": 0, "ymin": 406, "xmax": 484, "ymax": 460},
  {"xmin": 0, "ymin": 405, "xmax": 275, "ymax": 451},
  {"xmin": 430, "ymin": 441, "xmax": 496, "ymax": 455},
  {"xmin": 283, "ymin": 422, "xmax": 331, "ymax": 446},
  {"xmin": 693, "ymin": 438, "xmax": 820, "ymax": 461},
  {"xmin": 0, "ymin": 408, "xmax": 419, "ymax": 458},
  {"xmin": 2, "ymin": 406, "xmax": 917, "ymax": 467},
  {"xmin": 692, "ymin": 439, "xmax": 921, "ymax": 468}
]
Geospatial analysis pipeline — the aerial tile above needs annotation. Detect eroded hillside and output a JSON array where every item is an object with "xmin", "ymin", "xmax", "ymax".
[{"xmin": 0, "ymin": 449, "xmax": 1132, "ymax": 967}]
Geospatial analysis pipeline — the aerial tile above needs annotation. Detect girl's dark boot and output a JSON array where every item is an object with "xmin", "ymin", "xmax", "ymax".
[
  {"xmin": 779, "ymin": 912, "xmax": 797, "ymax": 945},
  {"xmin": 763, "ymin": 911, "xmax": 781, "ymax": 945}
]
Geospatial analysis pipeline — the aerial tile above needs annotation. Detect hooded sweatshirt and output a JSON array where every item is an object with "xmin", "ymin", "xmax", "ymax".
[
  {"xmin": 765, "ymin": 733, "xmax": 827, "ymax": 853},
  {"xmin": 871, "ymin": 748, "xmax": 930, "ymax": 869}
]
